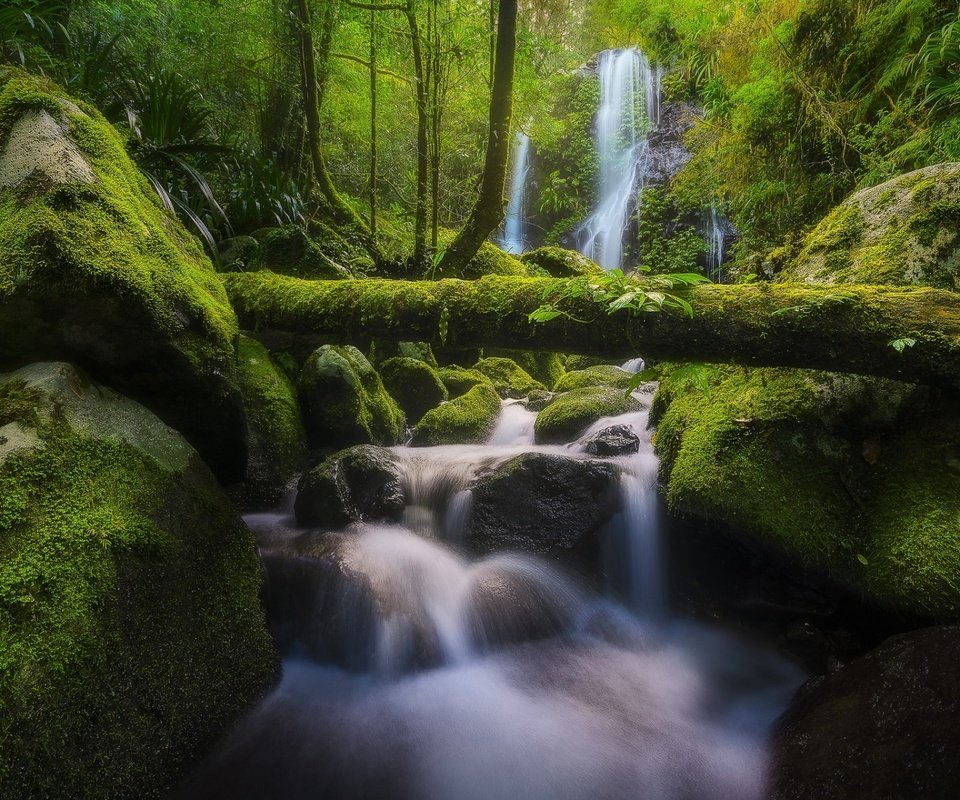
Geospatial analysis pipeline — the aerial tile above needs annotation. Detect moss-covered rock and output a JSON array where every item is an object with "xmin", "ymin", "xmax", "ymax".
[
  {"xmin": 0, "ymin": 362, "xmax": 277, "ymax": 799},
  {"xmin": 437, "ymin": 366, "xmax": 494, "ymax": 398},
  {"xmin": 554, "ymin": 365, "xmax": 634, "ymax": 392},
  {"xmin": 520, "ymin": 246, "xmax": 604, "ymax": 278},
  {"xmin": 371, "ymin": 339, "xmax": 438, "ymax": 368},
  {"xmin": 379, "ymin": 356, "xmax": 448, "ymax": 424},
  {"xmin": 534, "ymin": 386, "xmax": 642, "ymax": 444},
  {"xmin": 0, "ymin": 70, "xmax": 245, "ymax": 481},
  {"xmin": 654, "ymin": 364, "xmax": 960, "ymax": 619},
  {"xmin": 783, "ymin": 162, "xmax": 960, "ymax": 289},
  {"xmin": 297, "ymin": 345, "xmax": 405, "ymax": 450},
  {"xmin": 433, "ymin": 230, "xmax": 527, "ymax": 278},
  {"xmin": 234, "ymin": 335, "xmax": 306, "ymax": 506},
  {"xmin": 411, "ymin": 382, "xmax": 501, "ymax": 446},
  {"xmin": 472, "ymin": 357, "xmax": 546, "ymax": 399},
  {"xmin": 483, "ymin": 348, "xmax": 567, "ymax": 390},
  {"xmin": 565, "ymin": 354, "xmax": 607, "ymax": 372},
  {"xmin": 252, "ymin": 225, "xmax": 352, "ymax": 280}
]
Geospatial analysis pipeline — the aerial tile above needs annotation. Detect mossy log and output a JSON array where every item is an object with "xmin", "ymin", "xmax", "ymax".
[{"xmin": 224, "ymin": 272, "xmax": 960, "ymax": 391}]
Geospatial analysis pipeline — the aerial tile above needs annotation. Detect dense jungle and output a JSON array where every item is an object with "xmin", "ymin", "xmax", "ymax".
[{"xmin": 1, "ymin": 0, "xmax": 960, "ymax": 798}]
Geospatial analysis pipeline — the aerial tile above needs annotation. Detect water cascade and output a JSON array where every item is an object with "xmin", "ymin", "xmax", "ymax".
[
  {"xmin": 707, "ymin": 206, "xmax": 727, "ymax": 281},
  {"xmin": 577, "ymin": 49, "xmax": 661, "ymax": 271},
  {"xmin": 501, "ymin": 132, "xmax": 532, "ymax": 254},
  {"xmin": 184, "ymin": 386, "xmax": 804, "ymax": 800}
]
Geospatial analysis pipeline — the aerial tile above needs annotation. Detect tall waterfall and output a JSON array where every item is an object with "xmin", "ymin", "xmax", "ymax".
[
  {"xmin": 501, "ymin": 132, "xmax": 532, "ymax": 254},
  {"xmin": 707, "ymin": 206, "xmax": 726, "ymax": 282},
  {"xmin": 577, "ymin": 49, "xmax": 661, "ymax": 271}
]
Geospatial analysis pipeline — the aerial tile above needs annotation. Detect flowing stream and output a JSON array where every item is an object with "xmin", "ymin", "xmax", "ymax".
[
  {"xmin": 184, "ymin": 385, "xmax": 804, "ymax": 800},
  {"xmin": 501, "ymin": 132, "xmax": 532, "ymax": 254},
  {"xmin": 577, "ymin": 49, "xmax": 661, "ymax": 271}
]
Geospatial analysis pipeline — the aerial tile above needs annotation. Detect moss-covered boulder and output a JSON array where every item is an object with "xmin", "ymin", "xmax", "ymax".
[
  {"xmin": 371, "ymin": 339, "xmax": 438, "ymax": 368},
  {"xmin": 235, "ymin": 335, "xmax": 306, "ymax": 506},
  {"xmin": 294, "ymin": 445, "xmax": 405, "ymax": 528},
  {"xmin": 483, "ymin": 348, "xmax": 567, "ymax": 390},
  {"xmin": 411, "ymin": 382, "xmax": 501, "ymax": 446},
  {"xmin": 0, "ymin": 362, "xmax": 277, "ymax": 798},
  {"xmin": 565, "ymin": 354, "xmax": 606, "ymax": 372},
  {"xmin": 0, "ymin": 70, "xmax": 245, "ymax": 481},
  {"xmin": 379, "ymin": 357, "xmax": 448, "ymax": 424},
  {"xmin": 437, "ymin": 366, "xmax": 494, "ymax": 398},
  {"xmin": 520, "ymin": 246, "xmax": 605, "ymax": 278},
  {"xmin": 252, "ymin": 224, "xmax": 352, "ymax": 280},
  {"xmin": 433, "ymin": 230, "xmax": 527, "ymax": 278},
  {"xmin": 473, "ymin": 357, "xmax": 546, "ymax": 399},
  {"xmin": 297, "ymin": 345, "xmax": 405, "ymax": 450},
  {"xmin": 782, "ymin": 162, "xmax": 960, "ymax": 289},
  {"xmin": 534, "ymin": 386, "xmax": 642, "ymax": 444},
  {"xmin": 554, "ymin": 365, "xmax": 634, "ymax": 392}
]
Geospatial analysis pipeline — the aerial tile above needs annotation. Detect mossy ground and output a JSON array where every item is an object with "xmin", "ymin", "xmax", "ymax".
[
  {"xmin": 411, "ymin": 382, "xmax": 501, "ymax": 446},
  {"xmin": 0, "ymin": 369, "xmax": 277, "ymax": 799}
]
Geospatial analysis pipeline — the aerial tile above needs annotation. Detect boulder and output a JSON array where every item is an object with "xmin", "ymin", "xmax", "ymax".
[
  {"xmin": 253, "ymin": 224, "xmax": 352, "ymax": 279},
  {"xmin": 0, "ymin": 362, "xmax": 277, "ymax": 799},
  {"xmin": 771, "ymin": 626, "xmax": 960, "ymax": 800},
  {"xmin": 217, "ymin": 235, "xmax": 259, "ymax": 270},
  {"xmin": 782, "ymin": 162, "xmax": 960, "ymax": 289},
  {"xmin": 432, "ymin": 230, "xmax": 527, "ymax": 278},
  {"xmin": 584, "ymin": 424, "xmax": 641, "ymax": 457},
  {"xmin": 481, "ymin": 348, "xmax": 567, "ymax": 390},
  {"xmin": 535, "ymin": 386, "xmax": 642, "ymax": 444},
  {"xmin": 554, "ymin": 365, "xmax": 634, "ymax": 392},
  {"xmin": 436, "ymin": 366, "xmax": 493, "ymax": 398},
  {"xmin": 411, "ymin": 383, "xmax": 502, "ymax": 446},
  {"xmin": 379, "ymin": 356, "xmax": 448, "ymax": 424},
  {"xmin": 295, "ymin": 445, "xmax": 406, "ymax": 528},
  {"xmin": 465, "ymin": 453, "xmax": 619, "ymax": 566},
  {"xmin": 0, "ymin": 71, "xmax": 245, "ymax": 481},
  {"xmin": 234, "ymin": 335, "xmax": 306, "ymax": 506},
  {"xmin": 297, "ymin": 345, "xmax": 405, "ymax": 449},
  {"xmin": 472, "ymin": 356, "xmax": 546, "ymax": 399},
  {"xmin": 519, "ymin": 246, "xmax": 604, "ymax": 278}
]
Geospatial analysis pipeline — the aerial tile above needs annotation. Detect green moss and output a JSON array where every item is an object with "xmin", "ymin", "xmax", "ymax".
[
  {"xmin": 411, "ymin": 382, "xmax": 501, "ymax": 446},
  {"xmin": 0, "ymin": 364, "xmax": 277, "ymax": 798},
  {"xmin": 565, "ymin": 354, "xmax": 606, "ymax": 372},
  {"xmin": 433, "ymin": 230, "xmax": 527, "ymax": 279},
  {"xmin": 235, "ymin": 336, "xmax": 306, "ymax": 502},
  {"xmin": 534, "ymin": 386, "xmax": 641, "ymax": 444},
  {"xmin": 252, "ymin": 225, "xmax": 352, "ymax": 280},
  {"xmin": 519, "ymin": 247, "xmax": 604, "ymax": 278},
  {"xmin": 482, "ymin": 349, "xmax": 566, "ymax": 390},
  {"xmin": 654, "ymin": 364, "xmax": 960, "ymax": 619},
  {"xmin": 297, "ymin": 344, "xmax": 405, "ymax": 449},
  {"xmin": 472, "ymin": 357, "xmax": 546, "ymax": 399},
  {"xmin": 379, "ymin": 356, "xmax": 448, "ymax": 424},
  {"xmin": 554, "ymin": 365, "xmax": 633, "ymax": 392},
  {"xmin": 437, "ymin": 366, "xmax": 494, "ymax": 398}
]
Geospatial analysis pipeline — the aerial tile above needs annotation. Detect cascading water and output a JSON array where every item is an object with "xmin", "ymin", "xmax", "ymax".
[
  {"xmin": 183, "ymin": 383, "xmax": 804, "ymax": 800},
  {"xmin": 577, "ymin": 49, "xmax": 661, "ymax": 271},
  {"xmin": 501, "ymin": 132, "xmax": 532, "ymax": 254},
  {"xmin": 707, "ymin": 206, "xmax": 726, "ymax": 282}
]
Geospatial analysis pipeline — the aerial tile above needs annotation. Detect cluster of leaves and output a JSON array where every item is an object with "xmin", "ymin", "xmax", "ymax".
[{"xmin": 528, "ymin": 267, "xmax": 709, "ymax": 324}]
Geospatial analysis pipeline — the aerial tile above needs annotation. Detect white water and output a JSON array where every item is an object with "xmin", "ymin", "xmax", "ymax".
[
  {"xmin": 577, "ymin": 49, "xmax": 661, "ymax": 271},
  {"xmin": 184, "ymin": 383, "xmax": 804, "ymax": 800},
  {"xmin": 501, "ymin": 131, "xmax": 532, "ymax": 254},
  {"xmin": 707, "ymin": 206, "xmax": 726, "ymax": 281}
]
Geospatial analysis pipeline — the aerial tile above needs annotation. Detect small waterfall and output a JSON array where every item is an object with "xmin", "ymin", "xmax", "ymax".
[
  {"xmin": 577, "ymin": 49, "xmax": 661, "ymax": 271},
  {"xmin": 621, "ymin": 357, "xmax": 645, "ymax": 374},
  {"xmin": 501, "ymin": 131, "xmax": 532, "ymax": 254},
  {"xmin": 707, "ymin": 206, "xmax": 726, "ymax": 282},
  {"xmin": 487, "ymin": 400, "xmax": 537, "ymax": 446}
]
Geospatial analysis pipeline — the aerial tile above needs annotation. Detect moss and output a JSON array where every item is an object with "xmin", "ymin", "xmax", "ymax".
[
  {"xmin": 0, "ymin": 363, "xmax": 277, "ymax": 798},
  {"xmin": 379, "ymin": 356, "xmax": 448, "ymax": 424},
  {"xmin": 565, "ymin": 354, "xmax": 606, "ymax": 372},
  {"xmin": 432, "ymin": 230, "xmax": 527, "ymax": 279},
  {"xmin": 252, "ymin": 225, "xmax": 352, "ymax": 280},
  {"xmin": 472, "ymin": 356, "xmax": 546, "ymax": 399},
  {"xmin": 234, "ymin": 336, "xmax": 306, "ymax": 504},
  {"xmin": 534, "ymin": 386, "xmax": 642, "ymax": 444},
  {"xmin": 654, "ymin": 364, "xmax": 960, "ymax": 619},
  {"xmin": 297, "ymin": 344, "xmax": 405, "ymax": 449},
  {"xmin": 483, "ymin": 348, "xmax": 566, "ymax": 390},
  {"xmin": 437, "ymin": 366, "xmax": 494, "ymax": 398},
  {"xmin": 519, "ymin": 247, "xmax": 604, "ymax": 278},
  {"xmin": 410, "ymin": 382, "xmax": 501, "ymax": 446},
  {"xmin": 554, "ymin": 365, "xmax": 634, "ymax": 392}
]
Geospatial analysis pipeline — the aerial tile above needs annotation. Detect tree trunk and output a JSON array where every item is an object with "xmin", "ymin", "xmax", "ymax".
[
  {"xmin": 369, "ymin": 7, "xmax": 378, "ymax": 237},
  {"xmin": 435, "ymin": 0, "xmax": 516, "ymax": 275},
  {"xmin": 405, "ymin": 0, "xmax": 430, "ymax": 269},
  {"xmin": 223, "ymin": 272, "xmax": 960, "ymax": 392},
  {"xmin": 293, "ymin": 0, "xmax": 382, "ymax": 261}
]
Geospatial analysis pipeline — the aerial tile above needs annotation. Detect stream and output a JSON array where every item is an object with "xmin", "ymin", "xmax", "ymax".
[{"xmin": 182, "ymin": 380, "xmax": 805, "ymax": 800}]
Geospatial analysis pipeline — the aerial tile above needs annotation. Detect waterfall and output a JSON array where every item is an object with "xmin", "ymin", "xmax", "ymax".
[
  {"xmin": 501, "ymin": 132, "xmax": 532, "ymax": 254},
  {"xmin": 707, "ymin": 206, "xmax": 726, "ymax": 282},
  {"xmin": 577, "ymin": 49, "xmax": 661, "ymax": 271}
]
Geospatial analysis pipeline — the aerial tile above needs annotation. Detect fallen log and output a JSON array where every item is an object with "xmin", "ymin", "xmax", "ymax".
[{"xmin": 223, "ymin": 272, "xmax": 960, "ymax": 391}]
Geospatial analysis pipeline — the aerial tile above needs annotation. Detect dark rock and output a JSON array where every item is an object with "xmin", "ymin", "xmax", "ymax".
[
  {"xmin": 295, "ymin": 445, "xmax": 406, "ymax": 528},
  {"xmin": 771, "ymin": 626, "xmax": 960, "ymax": 800},
  {"xmin": 525, "ymin": 389, "xmax": 554, "ymax": 412},
  {"xmin": 466, "ymin": 453, "xmax": 619, "ymax": 569},
  {"xmin": 217, "ymin": 235, "xmax": 259, "ymax": 270},
  {"xmin": 583, "ymin": 424, "xmax": 641, "ymax": 457},
  {"xmin": 379, "ymin": 356, "xmax": 448, "ymax": 425}
]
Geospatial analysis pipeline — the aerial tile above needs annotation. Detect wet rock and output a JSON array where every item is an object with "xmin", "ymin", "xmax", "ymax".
[
  {"xmin": 555, "ymin": 365, "xmax": 634, "ymax": 392},
  {"xmin": 473, "ymin": 356, "xmax": 546, "ymax": 399},
  {"xmin": 584, "ymin": 424, "xmax": 640, "ymax": 457},
  {"xmin": 535, "ymin": 386, "xmax": 642, "ymax": 444},
  {"xmin": 466, "ymin": 453, "xmax": 618, "ymax": 568},
  {"xmin": 771, "ymin": 626, "xmax": 960, "ymax": 800},
  {"xmin": 295, "ymin": 445, "xmax": 405, "ymax": 528},
  {"xmin": 379, "ymin": 356, "xmax": 448, "ymax": 425},
  {"xmin": 525, "ymin": 389, "xmax": 554, "ymax": 412},
  {"xmin": 410, "ymin": 382, "xmax": 501, "ymax": 446}
]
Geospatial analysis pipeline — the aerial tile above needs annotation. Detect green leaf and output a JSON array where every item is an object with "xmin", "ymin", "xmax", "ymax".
[
  {"xmin": 438, "ymin": 305, "xmax": 450, "ymax": 345},
  {"xmin": 528, "ymin": 306, "xmax": 563, "ymax": 323},
  {"xmin": 856, "ymin": 553, "xmax": 869, "ymax": 566},
  {"xmin": 889, "ymin": 337, "xmax": 917, "ymax": 353}
]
